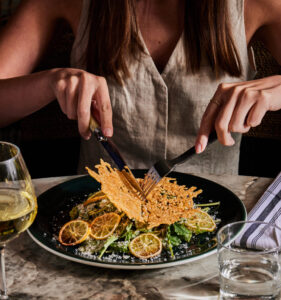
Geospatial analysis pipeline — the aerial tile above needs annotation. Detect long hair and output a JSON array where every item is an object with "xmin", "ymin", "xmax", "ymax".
[{"xmin": 85, "ymin": 0, "xmax": 242, "ymax": 84}]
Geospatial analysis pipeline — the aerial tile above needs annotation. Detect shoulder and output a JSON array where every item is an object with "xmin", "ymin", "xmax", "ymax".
[
  {"xmin": 245, "ymin": 0, "xmax": 281, "ymax": 23},
  {"xmin": 14, "ymin": 0, "xmax": 82, "ymax": 33},
  {"xmin": 244, "ymin": 0, "xmax": 281, "ymax": 43}
]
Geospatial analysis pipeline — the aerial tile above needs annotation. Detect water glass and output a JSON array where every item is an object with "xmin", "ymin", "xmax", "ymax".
[{"xmin": 217, "ymin": 221, "xmax": 281, "ymax": 299}]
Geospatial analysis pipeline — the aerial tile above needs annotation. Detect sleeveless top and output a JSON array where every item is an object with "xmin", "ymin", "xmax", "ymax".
[{"xmin": 71, "ymin": 0, "xmax": 256, "ymax": 175}]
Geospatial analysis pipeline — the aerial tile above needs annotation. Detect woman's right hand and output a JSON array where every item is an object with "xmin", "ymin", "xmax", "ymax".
[{"xmin": 50, "ymin": 68, "xmax": 113, "ymax": 140}]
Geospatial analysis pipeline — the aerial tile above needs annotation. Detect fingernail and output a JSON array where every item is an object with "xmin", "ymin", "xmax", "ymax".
[
  {"xmin": 227, "ymin": 137, "xmax": 235, "ymax": 146},
  {"xmin": 85, "ymin": 134, "xmax": 91, "ymax": 140},
  {"xmin": 196, "ymin": 143, "xmax": 202, "ymax": 154},
  {"xmin": 103, "ymin": 128, "xmax": 113, "ymax": 137},
  {"xmin": 201, "ymin": 139, "xmax": 207, "ymax": 152}
]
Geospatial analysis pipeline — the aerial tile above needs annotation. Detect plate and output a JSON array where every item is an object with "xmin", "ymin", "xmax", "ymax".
[{"xmin": 28, "ymin": 171, "xmax": 246, "ymax": 269}]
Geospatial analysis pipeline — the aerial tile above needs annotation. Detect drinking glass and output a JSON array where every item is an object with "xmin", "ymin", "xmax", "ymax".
[
  {"xmin": 217, "ymin": 221, "xmax": 281, "ymax": 299},
  {"xmin": 0, "ymin": 141, "xmax": 37, "ymax": 299}
]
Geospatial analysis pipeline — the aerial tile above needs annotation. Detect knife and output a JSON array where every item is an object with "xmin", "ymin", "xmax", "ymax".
[
  {"xmin": 89, "ymin": 116, "xmax": 148, "ymax": 198},
  {"xmin": 89, "ymin": 116, "xmax": 126, "ymax": 170}
]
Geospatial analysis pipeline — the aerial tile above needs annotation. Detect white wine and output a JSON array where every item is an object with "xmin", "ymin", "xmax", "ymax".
[
  {"xmin": 0, "ymin": 141, "xmax": 38, "ymax": 298},
  {"xmin": 0, "ymin": 189, "xmax": 37, "ymax": 246}
]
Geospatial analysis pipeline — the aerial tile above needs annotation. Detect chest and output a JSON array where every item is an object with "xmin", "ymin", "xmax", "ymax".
[
  {"xmin": 136, "ymin": 1, "xmax": 185, "ymax": 73},
  {"xmin": 138, "ymin": 25, "xmax": 182, "ymax": 73}
]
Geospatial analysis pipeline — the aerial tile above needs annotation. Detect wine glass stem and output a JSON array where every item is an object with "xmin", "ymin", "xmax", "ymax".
[{"xmin": 0, "ymin": 246, "xmax": 8, "ymax": 299}]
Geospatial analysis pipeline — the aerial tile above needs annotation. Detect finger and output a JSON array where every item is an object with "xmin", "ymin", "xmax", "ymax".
[
  {"xmin": 91, "ymin": 100, "xmax": 101, "ymax": 125},
  {"xmin": 195, "ymin": 100, "xmax": 220, "ymax": 153},
  {"xmin": 54, "ymin": 79, "xmax": 67, "ymax": 115},
  {"xmin": 215, "ymin": 103, "xmax": 236, "ymax": 146},
  {"xmin": 228, "ymin": 89, "xmax": 257, "ymax": 133},
  {"xmin": 246, "ymin": 101, "xmax": 267, "ymax": 128},
  {"xmin": 94, "ymin": 77, "xmax": 113, "ymax": 137},
  {"xmin": 77, "ymin": 74, "xmax": 93, "ymax": 140},
  {"xmin": 196, "ymin": 84, "xmax": 228, "ymax": 153},
  {"xmin": 214, "ymin": 85, "xmax": 244, "ymax": 146},
  {"xmin": 65, "ymin": 75, "xmax": 79, "ymax": 120}
]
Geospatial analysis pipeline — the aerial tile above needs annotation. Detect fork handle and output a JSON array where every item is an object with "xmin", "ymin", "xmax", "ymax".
[{"xmin": 170, "ymin": 131, "xmax": 217, "ymax": 166}]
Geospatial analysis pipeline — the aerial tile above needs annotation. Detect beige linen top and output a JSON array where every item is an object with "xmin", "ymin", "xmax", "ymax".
[{"xmin": 71, "ymin": 0, "xmax": 256, "ymax": 175}]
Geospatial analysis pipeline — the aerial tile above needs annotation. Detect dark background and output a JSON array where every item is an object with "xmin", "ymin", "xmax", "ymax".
[{"xmin": 0, "ymin": 1, "xmax": 280, "ymax": 179}]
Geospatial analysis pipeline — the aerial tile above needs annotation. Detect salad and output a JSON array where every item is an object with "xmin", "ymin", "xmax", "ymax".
[{"xmin": 58, "ymin": 160, "xmax": 220, "ymax": 260}]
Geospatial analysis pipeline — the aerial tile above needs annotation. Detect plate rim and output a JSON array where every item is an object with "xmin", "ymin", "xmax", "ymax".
[{"xmin": 28, "ymin": 172, "xmax": 247, "ymax": 269}]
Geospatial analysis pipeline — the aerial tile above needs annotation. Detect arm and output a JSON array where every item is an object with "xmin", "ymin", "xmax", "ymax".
[
  {"xmin": 0, "ymin": 0, "xmax": 60, "ymax": 77},
  {"xmin": 0, "ymin": 71, "xmax": 59, "ymax": 126},
  {"xmin": 0, "ymin": 0, "xmax": 58, "ymax": 125},
  {"xmin": 195, "ymin": 0, "xmax": 281, "ymax": 152},
  {"xmin": 0, "ymin": 0, "xmax": 113, "ymax": 139}
]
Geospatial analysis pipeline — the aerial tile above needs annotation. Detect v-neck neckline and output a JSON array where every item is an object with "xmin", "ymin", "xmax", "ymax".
[{"xmin": 138, "ymin": 29, "xmax": 184, "ymax": 78}]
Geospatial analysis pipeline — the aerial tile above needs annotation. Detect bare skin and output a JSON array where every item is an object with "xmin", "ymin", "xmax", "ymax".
[
  {"xmin": 195, "ymin": 0, "xmax": 281, "ymax": 152},
  {"xmin": 136, "ymin": 0, "xmax": 185, "ymax": 73},
  {"xmin": 0, "ymin": 0, "xmax": 280, "ymax": 148}
]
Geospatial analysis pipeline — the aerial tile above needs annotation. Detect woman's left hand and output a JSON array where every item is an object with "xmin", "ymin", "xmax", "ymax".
[{"xmin": 195, "ymin": 75, "xmax": 281, "ymax": 153}]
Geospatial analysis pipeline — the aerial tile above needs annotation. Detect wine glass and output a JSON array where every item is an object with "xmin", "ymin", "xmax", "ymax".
[{"xmin": 0, "ymin": 141, "xmax": 37, "ymax": 299}]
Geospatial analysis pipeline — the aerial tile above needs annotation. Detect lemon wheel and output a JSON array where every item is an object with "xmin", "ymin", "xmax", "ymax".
[
  {"xmin": 129, "ymin": 233, "xmax": 162, "ymax": 259},
  {"xmin": 90, "ymin": 212, "xmax": 120, "ymax": 240},
  {"xmin": 58, "ymin": 220, "xmax": 90, "ymax": 246},
  {"xmin": 184, "ymin": 208, "xmax": 216, "ymax": 232}
]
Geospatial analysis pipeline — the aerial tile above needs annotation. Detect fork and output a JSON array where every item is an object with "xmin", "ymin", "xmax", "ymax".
[{"xmin": 141, "ymin": 132, "xmax": 218, "ymax": 197}]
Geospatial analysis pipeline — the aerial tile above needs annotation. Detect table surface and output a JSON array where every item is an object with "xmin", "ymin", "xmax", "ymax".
[{"xmin": 3, "ymin": 173, "xmax": 275, "ymax": 300}]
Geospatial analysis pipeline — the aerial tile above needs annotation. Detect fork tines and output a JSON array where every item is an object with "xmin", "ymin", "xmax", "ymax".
[{"xmin": 141, "ymin": 166, "xmax": 162, "ymax": 197}]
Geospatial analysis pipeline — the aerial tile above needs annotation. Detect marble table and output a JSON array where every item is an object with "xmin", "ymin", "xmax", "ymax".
[{"xmin": 3, "ymin": 174, "xmax": 275, "ymax": 300}]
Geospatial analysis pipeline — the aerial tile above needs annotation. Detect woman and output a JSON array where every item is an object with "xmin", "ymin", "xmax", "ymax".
[{"xmin": 0, "ymin": 0, "xmax": 280, "ymax": 174}]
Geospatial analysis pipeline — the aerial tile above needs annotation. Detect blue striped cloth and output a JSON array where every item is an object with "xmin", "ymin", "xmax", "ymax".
[{"xmin": 234, "ymin": 172, "xmax": 281, "ymax": 249}]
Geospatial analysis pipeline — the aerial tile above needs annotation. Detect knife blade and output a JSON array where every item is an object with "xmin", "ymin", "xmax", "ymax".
[
  {"xmin": 89, "ymin": 116, "xmax": 126, "ymax": 170},
  {"xmin": 89, "ymin": 116, "xmax": 147, "ymax": 200},
  {"xmin": 89, "ymin": 116, "xmax": 146, "ymax": 198}
]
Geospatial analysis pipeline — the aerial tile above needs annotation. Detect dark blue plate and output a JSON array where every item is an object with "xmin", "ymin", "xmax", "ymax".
[{"xmin": 28, "ymin": 171, "xmax": 246, "ymax": 269}]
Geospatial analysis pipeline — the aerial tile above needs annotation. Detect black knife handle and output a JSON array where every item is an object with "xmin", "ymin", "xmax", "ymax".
[{"xmin": 170, "ymin": 131, "xmax": 217, "ymax": 166}]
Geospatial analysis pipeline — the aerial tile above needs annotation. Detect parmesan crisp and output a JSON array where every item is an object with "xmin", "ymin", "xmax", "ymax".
[
  {"xmin": 85, "ymin": 161, "xmax": 144, "ymax": 222},
  {"xmin": 86, "ymin": 160, "xmax": 202, "ymax": 228}
]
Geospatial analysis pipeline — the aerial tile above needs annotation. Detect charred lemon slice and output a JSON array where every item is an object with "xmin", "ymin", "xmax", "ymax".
[
  {"xmin": 129, "ymin": 233, "xmax": 162, "ymax": 259},
  {"xmin": 59, "ymin": 220, "xmax": 90, "ymax": 246},
  {"xmin": 184, "ymin": 208, "xmax": 216, "ymax": 232},
  {"xmin": 90, "ymin": 212, "xmax": 120, "ymax": 240},
  {"xmin": 83, "ymin": 191, "xmax": 106, "ymax": 206}
]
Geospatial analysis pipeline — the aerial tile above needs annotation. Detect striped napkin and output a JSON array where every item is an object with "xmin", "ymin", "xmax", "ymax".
[{"xmin": 234, "ymin": 172, "xmax": 281, "ymax": 249}]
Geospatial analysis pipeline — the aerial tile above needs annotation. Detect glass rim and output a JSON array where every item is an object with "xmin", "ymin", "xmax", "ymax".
[
  {"xmin": 0, "ymin": 141, "xmax": 20, "ymax": 164},
  {"xmin": 217, "ymin": 220, "xmax": 281, "ymax": 254}
]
